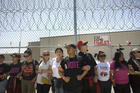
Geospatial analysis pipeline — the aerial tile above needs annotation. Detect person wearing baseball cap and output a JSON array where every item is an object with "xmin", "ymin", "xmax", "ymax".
[
  {"xmin": 10, "ymin": 53, "xmax": 21, "ymax": 59},
  {"xmin": 7, "ymin": 53, "xmax": 22, "ymax": 93},
  {"xmin": 128, "ymin": 48, "xmax": 140, "ymax": 93},
  {"xmin": 95, "ymin": 51, "xmax": 112, "ymax": 93},
  {"xmin": 77, "ymin": 41, "xmax": 88, "ymax": 50},
  {"xmin": 0, "ymin": 54, "xmax": 10, "ymax": 93},
  {"xmin": 59, "ymin": 44, "xmax": 90, "ymax": 93},
  {"xmin": 77, "ymin": 41, "xmax": 97, "ymax": 93},
  {"xmin": 65, "ymin": 44, "xmax": 77, "ymax": 49}
]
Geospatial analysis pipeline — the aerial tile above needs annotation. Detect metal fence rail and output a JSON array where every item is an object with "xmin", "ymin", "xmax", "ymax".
[{"xmin": 0, "ymin": 0, "xmax": 140, "ymax": 58}]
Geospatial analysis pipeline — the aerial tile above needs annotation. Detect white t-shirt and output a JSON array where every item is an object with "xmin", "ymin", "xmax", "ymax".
[
  {"xmin": 37, "ymin": 60, "xmax": 51, "ymax": 84},
  {"xmin": 51, "ymin": 58, "xmax": 61, "ymax": 78},
  {"xmin": 97, "ymin": 61, "xmax": 110, "ymax": 81},
  {"xmin": 95, "ymin": 60, "xmax": 100, "ymax": 64}
]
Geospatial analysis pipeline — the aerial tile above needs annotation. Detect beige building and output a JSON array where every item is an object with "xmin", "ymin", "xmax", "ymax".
[
  {"xmin": 39, "ymin": 30, "xmax": 140, "ymax": 61},
  {"xmin": 28, "ymin": 41, "xmax": 40, "ymax": 61}
]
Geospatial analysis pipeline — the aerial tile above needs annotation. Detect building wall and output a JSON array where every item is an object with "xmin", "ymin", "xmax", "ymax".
[
  {"xmin": 40, "ymin": 30, "xmax": 140, "ymax": 61},
  {"xmin": 28, "ymin": 41, "xmax": 40, "ymax": 61},
  {"xmin": 40, "ymin": 35, "xmax": 75, "ymax": 59}
]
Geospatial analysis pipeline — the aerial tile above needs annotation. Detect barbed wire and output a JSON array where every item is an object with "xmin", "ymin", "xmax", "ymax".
[
  {"xmin": 0, "ymin": 0, "xmax": 140, "ymax": 54},
  {"xmin": 0, "ymin": 0, "xmax": 139, "ymax": 33}
]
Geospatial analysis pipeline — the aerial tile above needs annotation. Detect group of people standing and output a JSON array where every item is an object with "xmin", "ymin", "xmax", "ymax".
[{"xmin": 0, "ymin": 40, "xmax": 140, "ymax": 93}]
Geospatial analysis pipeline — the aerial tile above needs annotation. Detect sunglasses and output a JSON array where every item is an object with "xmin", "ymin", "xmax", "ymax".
[
  {"xmin": 99, "ymin": 55, "xmax": 106, "ymax": 57},
  {"xmin": 24, "ymin": 55, "xmax": 30, "ymax": 58},
  {"xmin": 43, "ymin": 54, "xmax": 50, "ymax": 56}
]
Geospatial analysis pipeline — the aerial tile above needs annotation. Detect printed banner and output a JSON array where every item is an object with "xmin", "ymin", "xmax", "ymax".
[{"xmin": 94, "ymin": 36, "xmax": 110, "ymax": 45}]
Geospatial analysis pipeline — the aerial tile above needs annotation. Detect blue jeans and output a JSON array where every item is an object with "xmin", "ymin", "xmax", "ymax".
[
  {"xmin": 56, "ymin": 86, "xmax": 64, "ymax": 93},
  {"xmin": 54, "ymin": 78, "xmax": 64, "ymax": 93}
]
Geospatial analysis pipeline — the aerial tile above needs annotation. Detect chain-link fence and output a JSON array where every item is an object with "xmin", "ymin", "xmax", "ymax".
[{"xmin": 0, "ymin": 0, "xmax": 140, "ymax": 62}]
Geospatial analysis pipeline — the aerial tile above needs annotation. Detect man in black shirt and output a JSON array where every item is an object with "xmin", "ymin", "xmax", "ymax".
[
  {"xmin": 59, "ymin": 44, "xmax": 90, "ymax": 93},
  {"xmin": 77, "ymin": 41, "xmax": 97, "ymax": 93}
]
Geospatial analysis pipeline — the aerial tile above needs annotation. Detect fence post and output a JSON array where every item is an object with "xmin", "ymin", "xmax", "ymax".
[{"xmin": 74, "ymin": 0, "xmax": 78, "ymax": 53}]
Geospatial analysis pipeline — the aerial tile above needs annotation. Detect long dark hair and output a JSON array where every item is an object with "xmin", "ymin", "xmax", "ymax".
[
  {"xmin": 55, "ymin": 48, "xmax": 63, "ymax": 54},
  {"xmin": 113, "ymin": 51, "xmax": 128, "ymax": 69},
  {"xmin": 24, "ymin": 48, "xmax": 32, "ymax": 55},
  {"xmin": 129, "ymin": 51, "xmax": 135, "ymax": 60},
  {"xmin": 17, "ymin": 54, "xmax": 21, "ymax": 63},
  {"xmin": 17, "ymin": 55, "xmax": 21, "ymax": 63}
]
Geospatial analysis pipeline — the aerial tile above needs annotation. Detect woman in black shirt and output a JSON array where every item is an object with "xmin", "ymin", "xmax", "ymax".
[
  {"xmin": 21, "ymin": 48, "xmax": 39, "ymax": 93},
  {"xmin": 7, "ymin": 53, "xmax": 22, "ymax": 93}
]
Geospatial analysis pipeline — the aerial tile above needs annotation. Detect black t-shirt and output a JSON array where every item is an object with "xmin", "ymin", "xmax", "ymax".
[
  {"xmin": 78, "ymin": 52, "xmax": 97, "ymax": 77},
  {"xmin": 21, "ymin": 60, "xmax": 38, "ymax": 80},
  {"xmin": 9, "ymin": 63, "xmax": 21, "ymax": 77},
  {"xmin": 9, "ymin": 62, "xmax": 22, "ymax": 83},
  {"xmin": 60, "ymin": 56, "xmax": 82, "ymax": 91},
  {"xmin": 0, "ymin": 63, "xmax": 10, "ymax": 80},
  {"xmin": 128, "ymin": 58, "xmax": 140, "ymax": 85}
]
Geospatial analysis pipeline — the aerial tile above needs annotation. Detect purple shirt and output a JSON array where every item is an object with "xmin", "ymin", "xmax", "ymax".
[{"xmin": 110, "ymin": 61, "xmax": 129, "ymax": 84}]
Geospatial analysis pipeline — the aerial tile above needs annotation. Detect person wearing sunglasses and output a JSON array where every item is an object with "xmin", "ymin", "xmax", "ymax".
[
  {"xmin": 128, "ymin": 48, "xmax": 140, "ymax": 93},
  {"xmin": 36, "ymin": 50, "xmax": 52, "ymax": 93},
  {"xmin": 0, "ymin": 54, "xmax": 10, "ymax": 93},
  {"xmin": 21, "ymin": 48, "xmax": 39, "ymax": 93},
  {"xmin": 95, "ymin": 51, "xmax": 111, "ymax": 93},
  {"xmin": 7, "ymin": 53, "xmax": 21, "ymax": 93}
]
